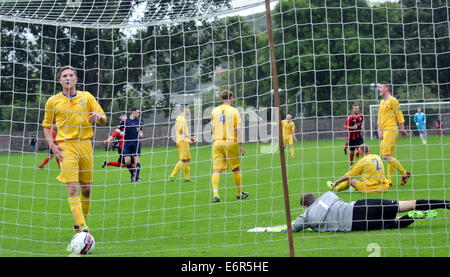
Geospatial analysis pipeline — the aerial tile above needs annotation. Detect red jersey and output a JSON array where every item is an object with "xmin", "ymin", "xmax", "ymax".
[
  {"xmin": 345, "ymin": 113, "xmax": 364, "ymax": 140},
  {"xmin": 111, "ymin": 130, "xmax": 124, "ymax": 151}
]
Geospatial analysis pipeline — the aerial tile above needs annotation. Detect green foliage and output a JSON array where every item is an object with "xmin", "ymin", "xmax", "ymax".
[{"xmin": 272, "ymin": 0, "xmax": 450, "ymax": 117}]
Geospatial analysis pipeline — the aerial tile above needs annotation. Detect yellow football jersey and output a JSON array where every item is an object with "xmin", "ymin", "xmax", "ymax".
[
  {"xmin": 175, "ymin": 114, "xmax": 191, "ymax": 143},
  {"xmin": 42, "ymin": 91, "xmax": 106, "ymax": 141},
  {"xmin": 281, "ymin": 120, "xmax": 295, "ymax": 137},
  {"xmin": 345, "ymin": 154, "xmax": 389, "ymax": 186},
  {"xmin": 210, "ymin": 104, "xmax": 241, "ymax": 143},
  {"xmin": 377, "ymin": 96, "xmax": 405, "ymax": 131}
]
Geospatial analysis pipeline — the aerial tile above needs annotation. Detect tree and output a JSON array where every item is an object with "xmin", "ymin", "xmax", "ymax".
[
  {"xmin": 1, "ymin": 0, "xmax": 448, "ymax": 131},
  {"xmin": 270, "ymin": 0, "xmax": 449, "ymax": 118}
]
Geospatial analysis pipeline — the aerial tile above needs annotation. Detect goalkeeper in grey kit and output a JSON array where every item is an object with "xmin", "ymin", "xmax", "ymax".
[{"xmin": 248, "ymin": 191, "xmax": 450, "ymax": 233}]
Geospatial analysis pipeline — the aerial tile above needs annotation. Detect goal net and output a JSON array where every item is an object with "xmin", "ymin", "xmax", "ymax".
[
  {"xmin": 1, "ymin": 0, "xmax": 450, "ymax": 257},
  {"xmin": 369, "ymin": 101, "xmax": 450, "ymax": 140}
]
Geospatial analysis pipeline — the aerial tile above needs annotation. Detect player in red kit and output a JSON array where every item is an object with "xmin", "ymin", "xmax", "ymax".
[
  {"xmin": 344, "ymin": 104, "xmax": 364, "ymax": 166},
  {"xmin": 102, "ymin": 115, "xmax": 136, "ymax": 179},
  {"xmin": 39, "ymin": 125, "xmax": 60, "ymax": 169},
  {"xmin": 435, "ymin": 117, "xmax": 444, "ymax": 136},
  {"xmin": 343, "ymin": 141, "xmax": 348, "ymax": 155}
]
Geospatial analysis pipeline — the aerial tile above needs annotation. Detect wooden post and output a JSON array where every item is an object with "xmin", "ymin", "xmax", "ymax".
[{"xmin": 264, "ymin": 0, "xmax": 295, "ymax": 257}]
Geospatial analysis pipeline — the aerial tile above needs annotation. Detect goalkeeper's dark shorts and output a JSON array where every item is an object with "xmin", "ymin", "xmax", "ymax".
[{"xmin": 351, "ymin": 199, "xmax": 399, "ymax": 231}]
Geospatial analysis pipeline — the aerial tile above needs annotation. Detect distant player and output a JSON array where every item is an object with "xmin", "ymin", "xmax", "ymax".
[
  {"xmin": 281, "ymin": 114, "xmax": 297, "ymax": 158},
  {"xmin": 39, "ymin": 126, "xmax": 60, "ymax": 169},
  {"xmin": 169, "ymin": 105, "xmax": 195, "ymax": 182},
  {"xmin": 435, "ymin": 117, "xmax": 444, "ymax": 136},
  {"xmin": 344, "ymin": 104, "xmax": 364, "ymax": 166},
  {"xmin": 102, "ymin": 115, "xmax": 136, "ymax": 179},
  {"xmin": 327, "ymin": 144, "xmax": 390, "ymax": 193},
  {"xmin": 29, "ymin": 133, "xmax": 37, "ymax": 153},
  {"xmin": 414, "ymin": 108, "xmax": 427, "ymax": 144},
  {"xmin": 120, "ymin": 107, "xmax": 143, "ymax": 182},
  {"xmin": 210, "ymin": 90, "xmax": 248, "ymax": 203},
  {"xmin": 377, "ymin": 83, "xmax": 410, "ymax": 186}
]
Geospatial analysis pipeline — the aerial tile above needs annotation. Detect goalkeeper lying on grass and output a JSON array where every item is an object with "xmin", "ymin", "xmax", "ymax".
[{"xmin": 248, "ymin": 191, "xmax": 450, "ymax": 233}]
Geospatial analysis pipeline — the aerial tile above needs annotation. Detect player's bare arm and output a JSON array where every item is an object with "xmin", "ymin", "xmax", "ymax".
[
  {"xmin": 89, "ymin": 112, "xmax": 107, "ymax": 124},
  {"xmin": 103, "ymin": 134, "xmax": 116, "ymax": 145},
  {"xmin": 346, "ymin": 124, "xmax": 359, "ymax": 130},
  {"xmin": 377, "ymin": 124, "xmax": 383, "ymax": 139},
  {"xmin": 43, "ymin": 127, "xmax": 63, "ymax": 162},
  {"xmin": 237, "ymin": 126, "xmax": 245, "ymax": 156},
  {"xmin": 180, "ymin": 129, "xmax": 191, "ymax": 141},
  {"xmin": 240, "ymin": 143, "xmax": 245, "ymax": 156},
  {"xmin": 399, "ymin": 123, "xmax": 408, "ymax": 137}
]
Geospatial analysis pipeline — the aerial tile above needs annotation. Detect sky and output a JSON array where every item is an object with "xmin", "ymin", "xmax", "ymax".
[
  {"xmin": 229, "ymin": 0, "xmax": 401, "ymax": 17},
  {"xmin": 229, "ymin": 0, "xmax": 273, "ymax": 17}
]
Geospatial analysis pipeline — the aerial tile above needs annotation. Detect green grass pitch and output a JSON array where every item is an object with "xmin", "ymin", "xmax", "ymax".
[{"xmin": 1, "ymin": 135, "xmax": 450, "ymax": 257}]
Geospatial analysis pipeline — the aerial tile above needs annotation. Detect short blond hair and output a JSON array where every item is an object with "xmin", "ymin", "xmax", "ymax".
[{"xmin": 58, "ymin": 66, "xmax": 77, "ymax": 79}]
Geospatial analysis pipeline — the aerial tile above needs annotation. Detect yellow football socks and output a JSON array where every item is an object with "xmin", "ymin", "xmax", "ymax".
[
  {"xmin": 233, "ymin": 172, "xmax": 242, "ymax": 196},
  {"xmin": 290, "ymin": 147, "xmax": 295, "ymax": 158},
  {"xmin": 183, "ymin": 162, "xmax": 190, "ymax": 180},
  {"xmin": 169, "ymin": 161, "xmax": 182, "ymax": 178},
  {"xmin": 389, "ymin": 157, "xmax": 407, "ymax": 175},
  {"xmin": 387, "ymin": 162, "xmax": 394, "ymax": 183},
  {"xmin": 80, "ymin": 193, "xmax": 90, "ymax": 220},
  {"xmin": 388, "ymin": 157, "xmax": 407, "ymax": 183},
  {"xmin": 68, "ymin": 196, "xmax": 86, "ymax": 228},
  {"xmin": 334, "ymin": 181, "xmax": 350, "ymax": 192},
  {"xmin": 212, "ymin": 172, "xmax": 220, "ymax": 198}
]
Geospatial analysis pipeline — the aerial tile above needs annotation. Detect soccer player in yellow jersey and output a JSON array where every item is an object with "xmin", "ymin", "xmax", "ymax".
[
  {"xmin": 210, "ymin": 90, "xmax": 248, "ymax": 203},
  {"xmin": 169, "ymin": 105, "xmax": 195, "ymax": 182},
  {"xmin": 327, "ymin": 144, "xmax": 390, "ymax": 193},
  {"xmin": 281, "ymin": 114, "xmax": 297, "ymax": 158},
  {"xmin": 377, "ymin": 83, "xmax": 411, "ymax": 186},
  {"xmin": 42, "ymin": 66, "xmax": 106, "ymax": 234}
]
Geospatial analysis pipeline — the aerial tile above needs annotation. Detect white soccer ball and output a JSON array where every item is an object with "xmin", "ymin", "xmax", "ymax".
[{"xmin": 70, "ymin": 231, "xmax": 95, "ymax": 255}]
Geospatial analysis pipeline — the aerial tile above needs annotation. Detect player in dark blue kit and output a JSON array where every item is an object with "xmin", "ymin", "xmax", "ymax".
[{"xmin": 120, "ymin": 107, "xmax": 144, "ymax": 182}]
